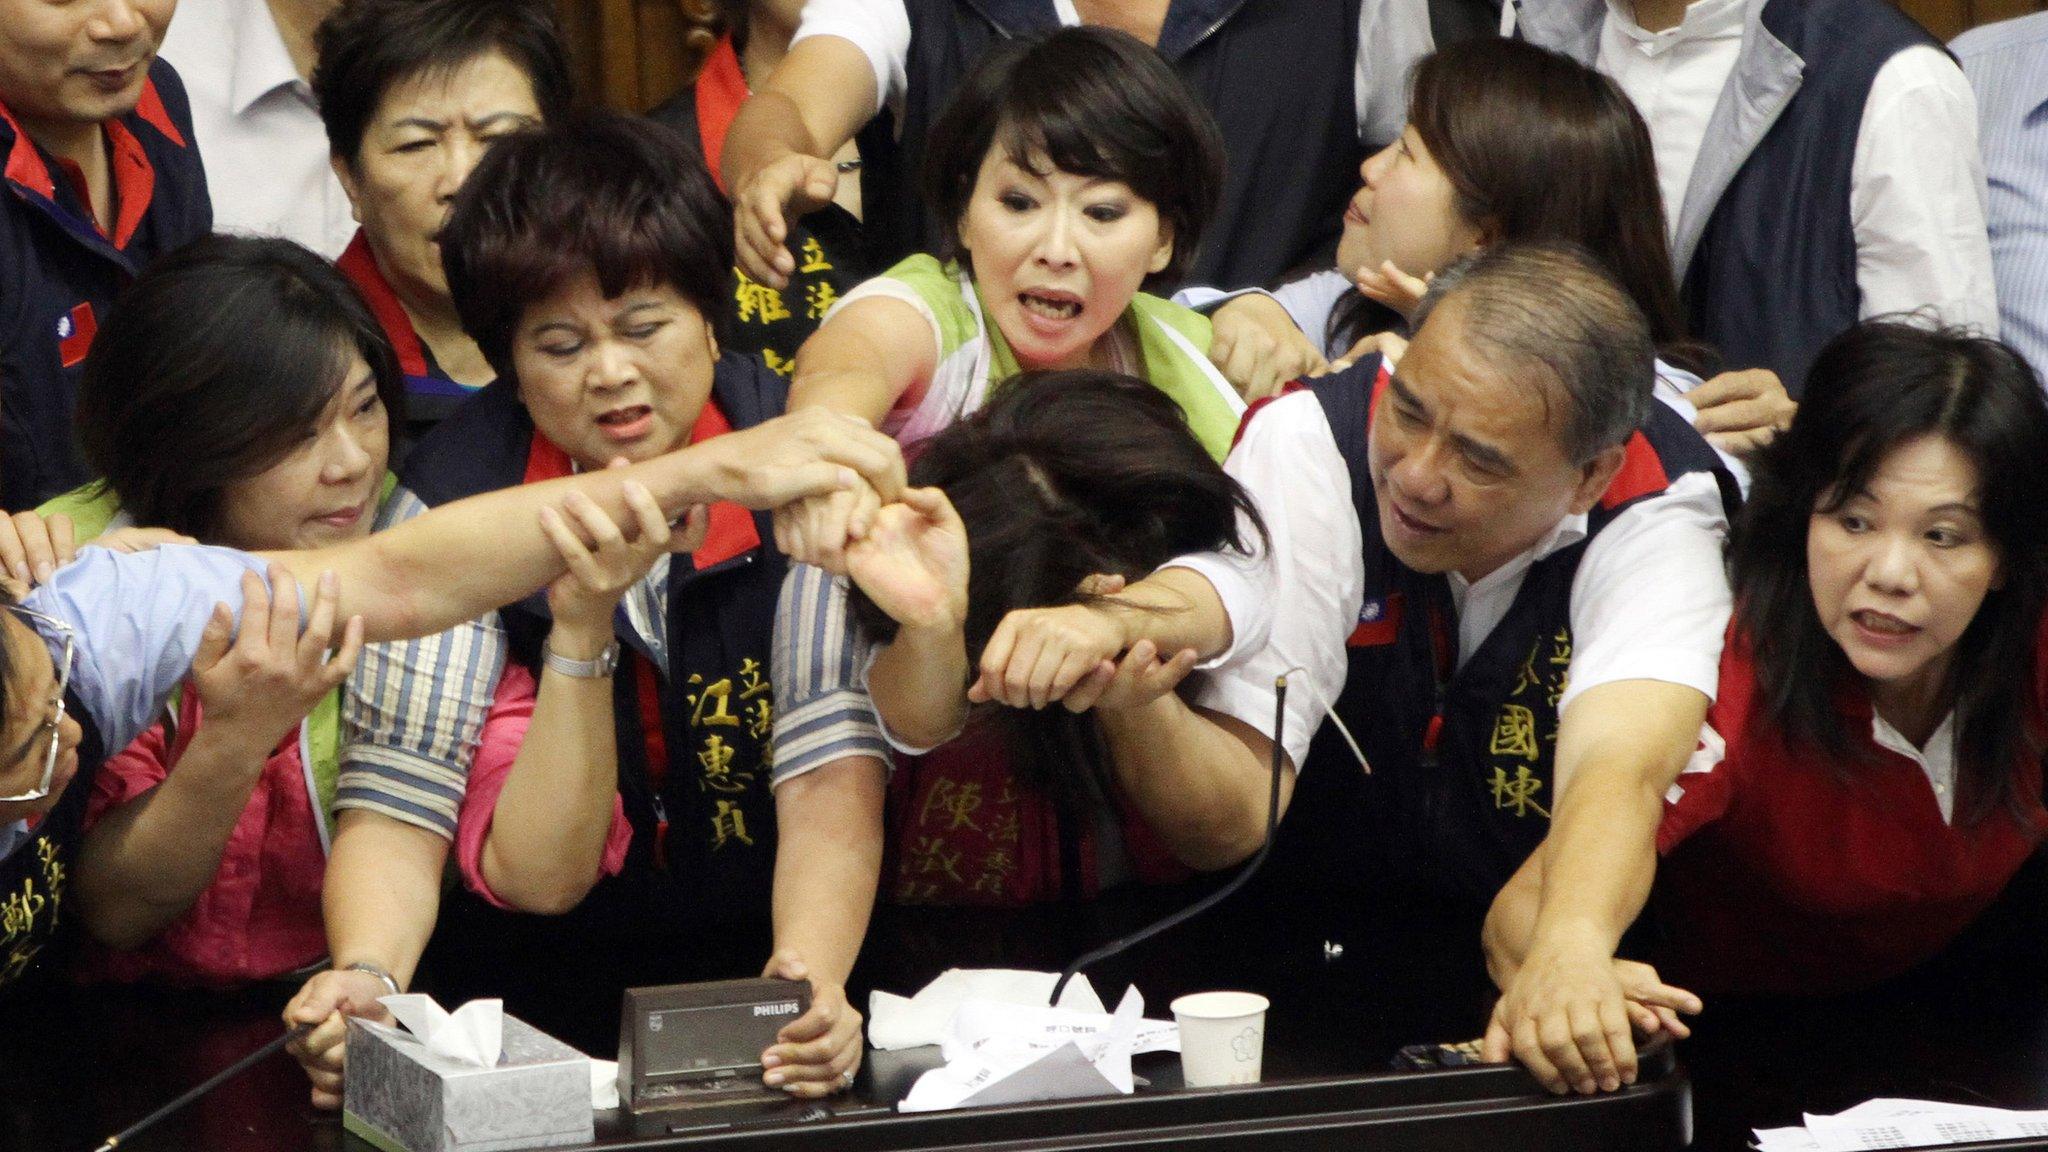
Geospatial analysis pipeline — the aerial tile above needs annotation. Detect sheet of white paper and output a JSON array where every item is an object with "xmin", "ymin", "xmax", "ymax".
[
  {"xmin": 378, "ymin": 994, "xmax": 502, "ymax": 1069},
  {"xmin": 1769, "ymin": 1098, "xmax": 2048, "ymax": 1150},
  {"xmin": 587, "ymin": 1059, "xmax": 620, "ymax": 1109},
  {"xmin": 896, "ymin": 986, "xmax": 1177, "ymax": 1113},
  {"xmin": 868, "ymin": 969, "xmax": 1108, "ymax": 1050}
]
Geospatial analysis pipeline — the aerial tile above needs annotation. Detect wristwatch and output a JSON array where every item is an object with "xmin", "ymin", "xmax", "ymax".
[{"xmin": 544, "ymin": 638, "xmax": 621, "ymax": 679}]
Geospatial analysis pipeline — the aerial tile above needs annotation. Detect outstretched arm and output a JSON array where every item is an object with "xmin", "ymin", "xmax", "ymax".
[
  {"xmin": 264, "ymin": 410, "xmax": 904, "ymax": 643},
  {"xmin": 1480, "ymin": 679, "xmax": 1706, "ymax": 1095}
]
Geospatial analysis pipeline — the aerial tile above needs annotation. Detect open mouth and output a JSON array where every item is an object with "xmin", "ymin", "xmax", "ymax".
[
  {"xmin": 1851, "ymin": 609, "xmax": 1919, "ymax": 639},
  {"xmin": 1388, "ymin": 499, "xmax": 1441, "ymax": 536},
  {"xmin": 1019, "ymin": 290, "xmax": 1084, "ymax": 322},
  {"xmin": 596, "ymin": 404, "xmax": 655, "ymax": 441},
  {"xmin": 1344, "ymin": 201, "xmax": 1369, "ymax": 228}
]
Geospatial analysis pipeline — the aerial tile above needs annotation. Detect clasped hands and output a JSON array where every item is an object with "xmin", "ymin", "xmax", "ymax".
[{"xmin": 782, "ymin": 484, "xmax": 1196, "ymax": 715}]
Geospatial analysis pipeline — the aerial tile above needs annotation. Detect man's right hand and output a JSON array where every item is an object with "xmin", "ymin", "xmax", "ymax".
[
  {"xmin": 284, "ymin": 967, "xmax": 397, "ymax": 1109},
  {"xmin": 735, "ymin": 153, "xmax": 842, "ymax": 288}
]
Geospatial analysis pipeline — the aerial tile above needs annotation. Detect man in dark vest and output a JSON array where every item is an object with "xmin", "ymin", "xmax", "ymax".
[
  {"xmin": 0, "ymin": 0, "xmax": 210, "ymax": 509},
  {"xmin": 1101, "ymin": 243, "xmax": 1736, "ymax": 1096},
  {"xmin": 1515, "ymin": 0, "xmax": 1996, "ymax": 396}
]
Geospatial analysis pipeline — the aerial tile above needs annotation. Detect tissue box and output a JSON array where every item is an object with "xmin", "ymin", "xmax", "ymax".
[{"xmin": 343, "ymin": 1014, "xmax": 593, "ymax": 1152}]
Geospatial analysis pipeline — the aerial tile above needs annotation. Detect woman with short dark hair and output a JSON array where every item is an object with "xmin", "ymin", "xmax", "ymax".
[
  {"xmin": 290, "ymin": 110, "xmax": 871, "ymax": 1104},
  {"xmin": 312, "ymin": 0, "xmax": 573, "ymax": 435}
]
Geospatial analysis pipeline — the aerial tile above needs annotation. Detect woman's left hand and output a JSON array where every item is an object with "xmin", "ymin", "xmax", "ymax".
[
  {"xmin": 970, "ymin": 574, "xmax": 1134, "ymax": 710},
  {"xmin": 759, "ymin": 950, "xmax": 864, "ymax": 1098},
  {"xmin": 845, "ymin": 488, "xmax": 970, "ymax": 633},
  {"xmin": 537, "ymin": 478, "xmax": 678, "ymax": 641},
  {"xmin": 1057, "ymin": 638, "xmax": 1200, "ymax": 715}
]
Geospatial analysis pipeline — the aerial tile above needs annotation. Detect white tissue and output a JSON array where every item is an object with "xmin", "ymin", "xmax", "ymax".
[
  {"xmin": 896, "ymin": 985, "xmax": 1179, "ymax": 1113},
  {"xmin": 868, "ymin": 969, "xmax": 1108, "ymax": 1050},
  {"xmin": 378, "ymin": 994, "xmax": 503, "ymax": 1069},
  {"xmin": 587, "ymin": 1059, "xmax": 621, "ymax": 1109}
]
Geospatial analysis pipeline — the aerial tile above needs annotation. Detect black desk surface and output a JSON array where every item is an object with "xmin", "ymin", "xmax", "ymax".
[{"xmin": 10, "ymin": 884, "xmax": 2048, "ymax": 1152}]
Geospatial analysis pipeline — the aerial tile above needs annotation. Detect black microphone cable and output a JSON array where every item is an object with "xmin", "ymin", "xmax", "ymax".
[{"xmin": 1049, "ymin": 672, "xmax": 1292, "ymax": 1007}]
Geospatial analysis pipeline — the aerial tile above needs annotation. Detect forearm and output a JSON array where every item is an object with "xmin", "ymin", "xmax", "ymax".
[
  {"xmin": 1482, "ymin": 849, "xmax": 1546, "ymax": 991},
  {"xmin": 769, "ymin": 758, "xmax": 887, "ymax": 986},
  {"xmin": 76, "ymin": 732, "xmax": 271, "ymax": 949},
  {"xmin": 1097, "ymin": 569, "xmax": 1233, "ymax": 660},
  {"xmin": 867, "ymin": 623, "xmax": 969, "ymax": 749},
  {"xmin": 1097, "ymin": 698, "xmax": 1293, "ymax": 871},
  {"xmin": 1526, "ymin": 767, "xmax": 1665, "ymax": 959},
  {"xmin": 278, "ymin": 452, "xmax": 732, "ymax": 642},
  {"xmin": 724, "ymin": 90, "xmax": 827, "ymax": 191},
  {"xmin": 478, "ymin": 631, "xmax": 620, "ymax": 914},
  {"xmin": 323, "ymin": 810, "xmax": 449, "ymax": 986}
]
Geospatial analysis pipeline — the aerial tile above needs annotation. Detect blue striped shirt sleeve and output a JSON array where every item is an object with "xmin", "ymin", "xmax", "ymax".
[
  {"xmin": 1955, "ymin": 14, "xmax": 2048, "ymax": 384},
  {"xmin": 769, "ymin": 562, "xmax": 891, "ymax": 787},
  {"xmin": 333, "ymin": 486, "xmax": 509, "ymax": 839}
]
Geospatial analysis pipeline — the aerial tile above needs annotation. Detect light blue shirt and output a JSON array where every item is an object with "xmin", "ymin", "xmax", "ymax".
[
  {"xmin": 23, "ymin": 544, "xmax": 268, "ymax": 756},
  {"xmin": 1954, "ymin": 13, "xmax": 2048, "ymax": 384}
]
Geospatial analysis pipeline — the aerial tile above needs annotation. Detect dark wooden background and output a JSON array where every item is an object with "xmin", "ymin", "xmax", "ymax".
[{"xmin": 556, "ymin": 0, "xmax": 2048, "ymax": 116}]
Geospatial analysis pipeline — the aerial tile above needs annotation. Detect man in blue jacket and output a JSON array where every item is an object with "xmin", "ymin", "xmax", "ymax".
[{"xmin": 0, "ymin": 0, "xmax": 210, "ymax": 509}]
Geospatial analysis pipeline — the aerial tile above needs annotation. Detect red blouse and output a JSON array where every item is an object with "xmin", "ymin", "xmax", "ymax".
[{"xmin": 1653, "ymin": 625, "xmax": 2048, "ymax": 994}]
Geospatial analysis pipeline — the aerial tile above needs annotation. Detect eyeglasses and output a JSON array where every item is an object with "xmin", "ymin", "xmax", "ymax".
[{"xmin": 0, "ymin": 605, "xmax": 74, "ymax": 804}]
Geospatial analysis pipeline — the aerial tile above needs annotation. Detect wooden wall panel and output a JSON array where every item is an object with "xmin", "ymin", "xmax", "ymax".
[
  {"xmin": 1894, "ymin": 0, "xmax": 2046, "ymax": 39},
  {"xmin": 555, "ymin": 0, "xmax": 713, "ymax": 113}
]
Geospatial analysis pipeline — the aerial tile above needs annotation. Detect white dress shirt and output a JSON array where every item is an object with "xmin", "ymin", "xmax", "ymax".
[
  {"xmin": 1597, "ymin": 0, "xmax": 2000, "ymax": 334},
  {"xmin": 1191, "ymin": 387, "xmax": 1732, "ymax": 771},
  {"xmin": 160, "ymin": 0, "xmax": 358, "ymax": 259}
]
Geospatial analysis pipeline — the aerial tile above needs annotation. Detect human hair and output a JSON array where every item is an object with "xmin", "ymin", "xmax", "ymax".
[
  {"xmin": 440, "ymin": 109, "xmax": 735, "ymax": 381},
  {"xmin": 73, "ymin": 235, "xmax": 406, "ymax": 541},
  {"xmin": 1411, "ymin": 242, "xmax": 1652, "ymax": 465},
  {"xmin": 1731, "ymin": 322, "xmax": 2048, "ymax": 824},
  {"xmin": 1331, "ymin": 39, "xmax": 1699, "ymax": 371},
  {"xmin": 312, "ymin": 0, "xmax": 573, "ymax": 165},
  {"xmin": 848, "ymin": 370, "xmax": 1265, "ymax": 809},
  {"xmin": 920, "ymin": 26, "xmax": 1224, "ymax": 288}
]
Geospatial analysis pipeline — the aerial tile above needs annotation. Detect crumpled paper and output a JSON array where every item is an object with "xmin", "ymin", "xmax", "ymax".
[
  {"xmin": 868, "ymin": 969, "xmax": 1107, "ymax": 1051},
  {"xmin": 895, "ymin": 984, "xmax": 1180, "ymax": 1112},
  {"xmin": 379, "ymin": 994, "xmax": 503, "ymax": 1069}
]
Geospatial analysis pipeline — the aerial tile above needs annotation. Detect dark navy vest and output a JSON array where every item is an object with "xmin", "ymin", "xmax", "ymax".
[
  {"xmin": 1682, "ymin": 0, "xmax": 1938, "ymax": 396},
  {"xmin": 1277, "ymin": 358, "xmax": 1736, "ymax": 921},
  {"xmin": 859, "ymin": 0, "xmax": 1364, "ymax": 291},
  {"xmin": 0, "ymin": 698, "xmax": 106, "ymax": 998},
  {"xmin": 402, "ymin": 355, "xmax": 789, "ymax": 1040}
]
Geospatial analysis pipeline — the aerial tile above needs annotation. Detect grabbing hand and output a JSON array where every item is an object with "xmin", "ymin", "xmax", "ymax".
[
  {"xmin": 192, "ymin": 566, "xmax": 365, "ymax": 758},
  {"xmin": 774, "ymin": 485, "xmax": 883, "ymax": 575},
  {"xmin": 705, "ymin": 408, "xmax": 905, "ymax": 513},
  {"xmin": 284, "ymin": 966, "xmax": 398, "ymax": 1109},
  {"xmin": 970, "ymin": 575, "xmax": 1131, "ymax": 710},
  {"xmin": 1207, "ymin": 294, "xmax": 1326, "ymax": 401},
  {"xmin": 844, "ymin": 488, "xmax": 969, "ymax": 633},
  {"xmin": 1480, "ymin": 932, "xmax": 1637, "ymax": 1095},
  {"xmin": 1687, "ymin": 368, "xmax": 1795, "ymax": 458},
  {"xmin": 759, "ymin": 951, "xmax": 864, "ymax": 1098},
  {"xmin": 1057, "ymin": 637, "xmax": 1200, "ymax": 715},
  {"xmin": 734, "ymin": 153, "xmax": 842, "ymax": 288},
  {"xmin": 1330, "ymin": 330, "xmax": 1409, "ymax": 374},
  {"xmin": 1612, "ymin": 959, "xmax": 1701, "ymax": 1041},
  {"xmin": 1356, "ymin": 259, "xmax": 1430, "ymax": 318},
  {"xmin": 0, "ymin": 510, "xmax": 74, "ymax": 590},
  {"xmin": 539, "ymin": 477, "xmax": 677, "ymax": 640}
]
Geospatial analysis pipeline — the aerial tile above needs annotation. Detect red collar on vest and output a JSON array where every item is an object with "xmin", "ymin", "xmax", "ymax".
[
  {"xmin": 336, "ymin": 230, "xmax": 433, "ymax": 379},
  {"xmin": 520, "ymin": 400, "xmax": 761, "ymax": 571},
  {"xmin": 693, "ymin": 36, "xmax": 747, "ymax": 195},
  {"xmin": 0, "ymin": 78, "xmax": 181, "ymax": 249}
]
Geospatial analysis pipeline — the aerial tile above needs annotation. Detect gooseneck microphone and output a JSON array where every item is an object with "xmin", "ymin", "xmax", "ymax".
[{"xmin": 1049, "ymin": 674, "xmax": 1292, "ymax": 1007}]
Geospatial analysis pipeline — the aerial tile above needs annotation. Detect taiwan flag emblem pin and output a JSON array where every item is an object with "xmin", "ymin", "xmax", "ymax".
[{"xmin": 57, "ymin": 302, "xmax": 96, "ymax": 368}]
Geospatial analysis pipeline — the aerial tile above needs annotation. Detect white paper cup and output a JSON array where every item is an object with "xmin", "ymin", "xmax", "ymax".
[{"xmin": 1171, "ymin": 991, "xmax": 1269, "ymax": 1087}]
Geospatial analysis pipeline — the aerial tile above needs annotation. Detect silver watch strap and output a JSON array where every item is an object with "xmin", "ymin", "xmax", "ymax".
[{"xmin": 544, "ymin": 639, "xmax": 620, "ymax": 679}]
